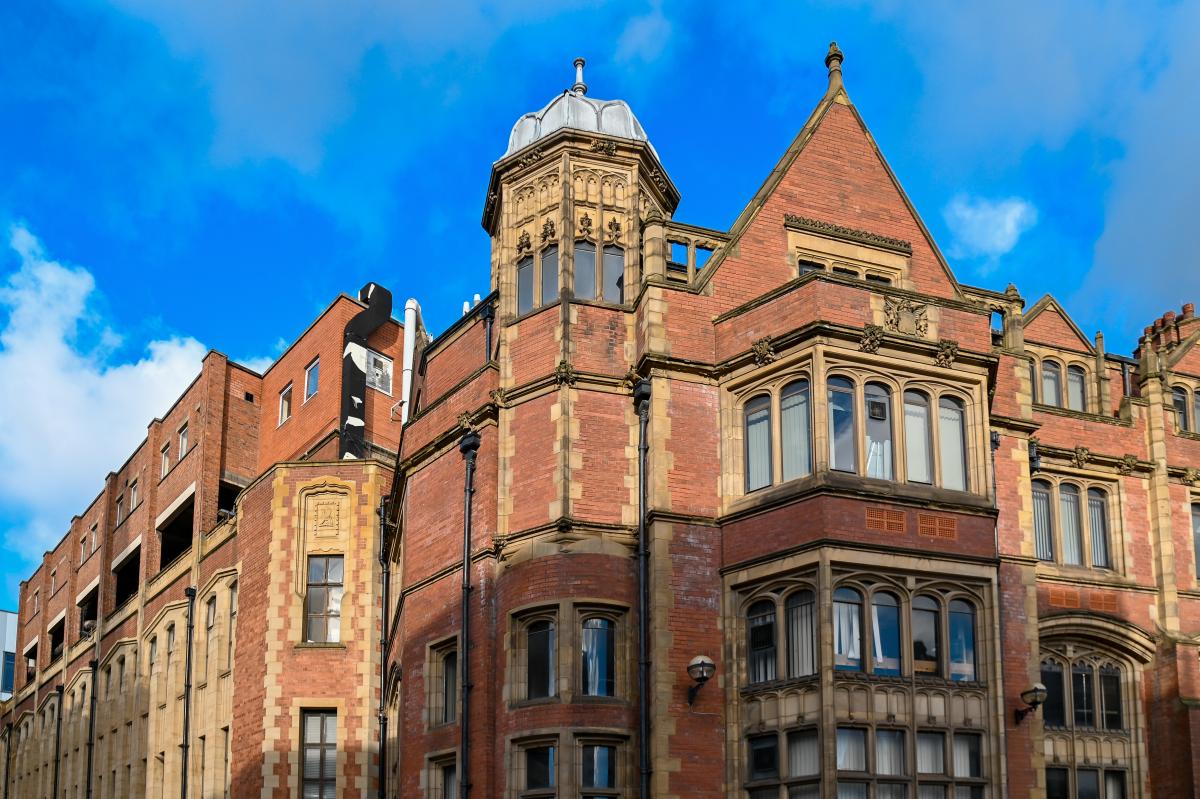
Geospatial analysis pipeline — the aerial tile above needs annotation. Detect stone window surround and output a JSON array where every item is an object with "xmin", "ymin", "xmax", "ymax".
[
  {"xmin": 425, "ymin": 748, "xmax": 458, "ymax": 799},
  {"xmin": 505, "ymin": 728, "xmax": 631, "ymax": 799},
  {"xmin": 507, "ymin": 600, "xmax": 631, "ymax": 708},
  {"xmin": 1030, "ymin": 474, "xmax": 1124, "ymax": 575},
  {"xmin": 426, "ymin": 635, "xmax": 458, "ymax": 730},
  {"xmin": 729, "ymin": 355, "xmax": 983, "ymax": 498},
  {"xmin": 1026, "ymin": 348, "xmax": 1096, "ymax": 414}
]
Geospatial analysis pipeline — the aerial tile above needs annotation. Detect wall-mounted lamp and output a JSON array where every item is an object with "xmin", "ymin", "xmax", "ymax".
[
  {"xmin": 1027, "ymin": 439, "xmax": 1042, "ymax": 473},
  {"xmin": 686, "ymin": 655, "xmax": 716, "ymax": 705},
  {"xmin": 1014, "ymin": 682, "xmax": 1048, "ymax": 724}
]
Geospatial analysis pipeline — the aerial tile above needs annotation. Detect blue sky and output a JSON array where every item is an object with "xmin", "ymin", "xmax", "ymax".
[{"xmin": 1, "ymin": 0, "xmax": 1198, "ymax": 609}]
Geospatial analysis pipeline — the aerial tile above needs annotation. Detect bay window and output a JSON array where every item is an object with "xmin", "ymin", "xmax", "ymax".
[
  {"xmin": 527, "ymin": 619, "xmax": 556, "ymax": 700},
  {"xmin": 785, "ymin": 590, "xmax": 817, "ymax": 678},
  {"xmin": 871, "ymin": 592, "xmax": 901, "ymax": 676},
  {"xmin": 912, "ymin": 596, "xmax": 940, "ymax": 676},
  {"xmin": 748, "ymin": 600, "xmax": 777, "ymax": 684},
  {"xmin": 833, "ymin": 588, "xmax": 863, "ymax": 672},
  {"xmin": 937, "ymin": 397, "xmax": 968, "ymax": 491},
  {"xmin": 828, "ymin": 377, "xmax": 858, "ymax": 473},
  {"xmin": 580, "ymin": 617, "xmax": 614, "ymax": 697},
  {"xmin": 864, "ymin": 382, "xmax": 894, "ymax": 480},
  {"xmin": 781, "ymin": 379, "xmax": 812, "ymax": 481},
  {"xmin": 745, "ymin": 395, "xmax": 773, "ymax": 492},
  {"xmin": 904, "ymin": 391, "xmax": 934, "ymax": 484}
]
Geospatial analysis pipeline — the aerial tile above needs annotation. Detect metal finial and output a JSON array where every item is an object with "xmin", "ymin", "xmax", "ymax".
[
  {"xmin": 824, "ymin": 42, "xmax": 844, "ymax": 94},
  {"xmin": 573, "ymin": 57, "xmax": 587, "ymax": 95}
]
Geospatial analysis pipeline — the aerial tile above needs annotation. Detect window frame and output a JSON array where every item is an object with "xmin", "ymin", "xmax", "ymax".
[
  {"xmin": 304, "ymin": 357, "xmax": 320, "ymax": 402},
  {"xmin": 1031, "ymin": 477, "xmax": 1118, "ymax": 572},
  {"xmin": 278, "ymin": 383, "xmax": 293, "ymax": 425},
  {"xmin": 303, "ymin": 554, "xmax": 344, "ymax": 644},
  {"xmin": 428, "ymin": 636, "xmax": 459, "ymax": 728},
  {"xmin": 300, "ymin": 709, "xmax": 337, "ymax": 799},
  {"xmin": 1171, "ymin": 385, "xmax": 1191, "ymax": 432}
]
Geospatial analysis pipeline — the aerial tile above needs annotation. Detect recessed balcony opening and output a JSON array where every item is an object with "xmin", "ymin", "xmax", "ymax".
[
  {"xmin": 218, "ymin": 481, "xmax": 241, "ymax": 515},
  {"xmin": 77, "ymin": 587, "xmax": 99, "ymax": 640},
  {"xmin": 158, "ymin": 494, "xmax": 194, "ymax": 571},
  {"xmin": 113, "ymin": 546, "xmax": 141, "ymax": 608},
  {"xmin": 48, "ymin": 618, "xmax": 65, "ymax": 662}
]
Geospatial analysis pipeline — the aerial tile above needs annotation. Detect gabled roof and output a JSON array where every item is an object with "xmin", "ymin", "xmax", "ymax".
[
  {"xmin": 1023, "ymin": 294, "xmax": 1096, "ymax": 354},
  {"xmin": 697, "ymin": 42, "xmax": 963, "ymax": 301}
]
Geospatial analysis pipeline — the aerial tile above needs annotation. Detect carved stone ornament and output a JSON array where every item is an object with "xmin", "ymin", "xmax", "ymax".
[
  {"xmin": 1184, "ymin": 467, "xmax": 1199, "ymax": 486},
  {"xmin": 1070, "ymin": 446, "xmax": 1091, "ymax": 469},
  {"xmin": 751, "ymin": 337, "xmax": 777, "ymax": 366},
  {"xmin": 517, "ymin": 147, "xmax": 544, "ymax": 168},
  {"xmin": 590, "ymin": 139, "xmax": 617, "ymax": 156},
  {"xmin": 457, "ymin": 411, "xmax": 473, "ymax": 430},
  {"xmin": 622, "ymin": 366, "xmax": 640, "ymax": 388},
  {"xmin": 489, "ymin": 387, "xmax": 508, "ymax": 408},
  {"xmin": 516, "ymin": 229, "xmax": 532, "ymax": 254},
  {"xmin": 541, "ymin": 218, "xmax": 556, "ymax": 242},
  {"xmin": 607, "ymin": 217, "xmax": 622, "ymax": 242},
  {"xmin": 884, "ymin": 296, "xmax": 929, "ymax": 337},
  {"xmin": 647, "ymin": 168, "xmax": 668, "ymax": 192},
  {"xmin": 485, "ymin": 191, "xmax": 498, "ymax": 213},
  {"xmin": 783, "ymin": 214, "xmax": 913, "ymax": 255},
  {"xmin": 935, "ymin": 339, "xmax": 959, "ymax": 368},
  {"xmin": 579, "ymin": 213, "xmax": 593, "ymax": 237},
  {"xmin": 554, "ymin": 360, "xmax": 577, "ymax": 386},
  {"xmin": 860, "ymin": 324, "xmax": 884, "ymax": 354},
  {"xmin": 1118, "ymin": 454, "xmax": 1138, "ymax": 476}
]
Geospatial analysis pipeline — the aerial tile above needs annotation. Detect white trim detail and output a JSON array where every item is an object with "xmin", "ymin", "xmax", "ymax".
[
  {"xmin": 22, "ymin": 636, "xmax": 39, "ymax": 655},
  {"xmin": 75, "ymin": 575, "xmax": 101, "ymax": 605},
  {"xmin": 47, "ymin": 609, "xmax": 66, "ymax": 630},
  {"xmin": 156, "ymin": 482, "xmax": 197, "ymax": 528},
  {"xmin": 111, "ymin": 535, "xmax": 143, "ymax": 571}
]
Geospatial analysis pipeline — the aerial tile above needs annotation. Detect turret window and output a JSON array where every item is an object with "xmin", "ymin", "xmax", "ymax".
[
  {"xmin": 574, "ymin": 241, "xmax": 596, "ymax": 301},
  {"xmin": 602, "ymin": 245, "xmax": 623, "ymax": 303},
  {"xmin": 517, "ymin": 255, "xmax": 535, "ymax": 316},
  {"xmin": 541, "ymin": 245, "xmax": 559, "ymax": 306}
]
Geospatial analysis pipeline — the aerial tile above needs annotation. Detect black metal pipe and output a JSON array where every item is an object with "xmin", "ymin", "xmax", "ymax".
[
  {"xmin": 85, "ymin": 657, "xmax": 98, "ymax": 799},
  {"xmin": 458, "ymin": 430, "xmax": 481, "ymax": 799},
  {"xmin": 51, "ymin": 684, "xmax": 64, "ymax": 799},
  {"xmin": 377, "ymin": 497, "xmax": 389, "ymax": 799},
  {"xmin": 180, "ymin": 587, "xmax": 197, "ymax": 799},
  {"xmin": 633, "ymin": 379, "xmax": 652, "ymax": 799},
  {"xmin": 2, "ymin": 722, "xmax": 11, "ymax": 799},
  {"xmin": 480, "ymin": 303, "xmax": 495, "ymax": 361}
]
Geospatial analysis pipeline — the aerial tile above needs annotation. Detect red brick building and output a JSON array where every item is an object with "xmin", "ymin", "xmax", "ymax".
[{"xmin": 4, "ymin": 45, "xmax": 1200, "ymax": 799}]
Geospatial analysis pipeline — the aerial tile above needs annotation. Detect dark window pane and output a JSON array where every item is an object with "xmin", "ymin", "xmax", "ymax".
[
  {"xmin": 913, "ymin": 596, "xmax": 940, "ymax": 675},
  {"xmin": 1100, "ymin": 666, "xmax": 1122, "ymax": 730},
  {"xmin": 749, "ymin": 735, "xmax": 778, "ymax": 780},
  {"xmin": 527, "ymin": 621, "xmax": 555, "ymax": 699},
  {"xmin": 1045, "ymin": 767, "xmax": 1070, "ymax": 799},
  {"xmin": 745, "ymin": 396, "xmax": 773, "ymax": 492},
  {"xmin": 541, "ymin": 245, "xmax": 559, "ymax": 305},
  {"xmin": 517, "ymin": 256, "xmax": 534, "ymax": 315},
  {"xmin": 602, "ymin": 245, "xmax": 624, "ymax": 303},
  {"xmin": 871, "ymin": 593, "xmax": 901, "ymax": 676},
  {"xmin": 948, "ymin": 600, "xmax": 976, "ymax": 681},
  {"xmin": 582, "ymin": 744, "xmax": 615, "ymax": 788},
  {"xmin": 1041, "ymin": 662, "xmax": 1065, "ymax": 727},
  {"xmin": 443, "ymin": 651, "xmax": 457, "ymax": 724},
  {"xmin": 864, "ymin": 383, "xmax": 894, "ymax": 480},
  {"xmin": 1077, "ymin": 769, "xmax": 1100, "ymax": 799},
  {"xmin": 1033, "ymin": 481, "xmax": 1054, "ymax": 561},
  {"xmin": 1104, "ymin": 771, "xmax": 1126, "ymax": 799},
  {"xmin": 307, "ymin": 558, "xmax": 326, "ymax": 583},
  {"xmin": 575, "ymin": 240, "xmax": 597, "ymax": 300},
  {"xmin": 748, "ymin": 601, "xmax": 777, "ymax": 683},
  {"xmin": 833, "ymin": 588, "xmax": 862, "ymax": 672},
  {"xmin": 828, "ymin": 377, "xmax": 857, "ymax": 473},
  {"xmin": 581, "ymin": 618, "xmax": 615, "ymax": 696},
  {"xmin": 526, "ymin": 746, "xmax": 555, "ymax": 789}
]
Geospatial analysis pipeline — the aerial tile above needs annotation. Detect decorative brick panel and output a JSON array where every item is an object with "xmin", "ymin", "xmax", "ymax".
[
  {"xmin": 917, "ymin": 513, "xmax": 957, "ymax": 540},
  {"xmin": 866, "ymin": 506, "xmax": 906, "ymax": 533}
]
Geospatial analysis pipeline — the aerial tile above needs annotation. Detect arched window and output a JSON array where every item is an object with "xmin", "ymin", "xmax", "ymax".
[
  {"xmin": 1042, "ymin": 655, "xmax": 1125, "ymax": 732},
  {"xmin": 1033, "ymin": 480, "xmax": 1055, "ymax": 561},
  {"xmin": 912, "ymin": 596, "xmax": 940, "ymax": 676},
  {"xmin": 864, "ymin": 382, "xmax": 894, "ymax": 480},
  {"xmin": 1172, "ymin": 386, "xmax": 1191, "ymax": 431},
  {"xmin": 785, "ymin": 590, "xmax": 816, "ymax": 678},
  {"xmin": 1192, "ymin": 503, "xmax": 1200, "ymax": 579},
  {"xmin": 1042, "ymin": 361, "xmax": 1063, "ymax": 407},
  {"xmin": 948, "ymin": 600, "xmax": 976, "ymax": 681},
  {"xmin": 1067, "ymin": 366, "xmax": 1087, "ymax": 411},
  {"xmin": 1028, "ymin": 360, "xmax": 1038, "ymax": 404},
  {"xmin": 574, "ymin": 240, "xmax": 597, "ymax": 300},
  {"xmin": 540, "ymin": 245, "xmax": 559, "ymax": 306},
  {"xmin": 1059, "ymin": 484, "xmax": 1084, "ymax": 566},
  {"xmin": 516, "ymin": 255, "xmax": 534, "ymax": 316},
  {"xmin": 938, "ymin": 396, "xmax": 969, "ymax": 491},
  {"xmin": 832, "ymin": 588, "xmax": 862, "ymax": 672},
  {"xmin": 744, "ymin": 395, "xmax": 773, "ymax": 492},
  {"xmin": 602, "ymin": 245, "xmax": 624, "ymax": 304},
  {"xmin": 903, "ymin": 390, "xmax": 933, "ymax": 484},
  {"xmin": 526, "ymin": 620, "xmax": 556, "ymax": 699},
  {"xmin": 871, "ymin": 592, "xmax": 901, "ymax": 676},
  {"xmin": 1087, "ymin": 488, "xmax": 1111, "ymax": 568},
  {"xmin": 828, "ymin": 377, "xmax": 857, "ymax": 473},
  {"xmin": 747, "ymin": 600, "xmax": 777, "ymax": 684},
  {"xmin": 1195, "ymin": 391, "xmax": 1200, "ymax": 437},
  {"xmin": 580, "ymin": 617, "xmax": 615, "ymax": 696},
  {"xmin": 781, "ymin": 380, "xmax": 812, "ymax": 481}
]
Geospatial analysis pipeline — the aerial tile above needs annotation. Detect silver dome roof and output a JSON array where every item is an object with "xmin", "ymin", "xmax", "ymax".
[{"xmin": 503, "ymin": 59, "xmax": 654, "ymax": 159}]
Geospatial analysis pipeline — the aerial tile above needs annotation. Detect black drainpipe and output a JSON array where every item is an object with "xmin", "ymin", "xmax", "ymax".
[
  {"xmin": 458, "ymin": 430, "xmax": 481, "ymax": 799},
  {"xmin": 377, "ymin": 497, "xmax": 389, "ymax": 799},
  {"xmin": 180, "ymin": 587, "xmax": 197, "ymax": 799},
  {"xmin": 85, "ymin": 657, "xmax": 98, "ymax": 799},
  {"xmin": 633, "ymin": 379, "xmax": 652, "ymax": 799},
  {"xmin": 51, "ymin": 684, "xmax": 64, "ymax": 799},
  {"xmin": 480, "ymin": 302, "xmax": 495, "ymax": 361}
]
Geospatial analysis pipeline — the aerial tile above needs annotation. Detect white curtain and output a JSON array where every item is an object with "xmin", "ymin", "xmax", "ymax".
[
  {"xmin": 835, "ymin": 728, "xmax": 866, "ymax": 771},
  {"xmin": 1033, "ymin": 484, "xmax": 1054, "ymax": 560},
  {"xmin": 1088, "ymin": 490, "xmax": 1110, "ymax": 568},
  {"xmin": 833, "ymin": 601, "xmax": 861, "ymax": 666},
  {"xmin": 1060, "ymin": 486, "xmax": 1083, "ymax": 565},
  {"xmin": 916, "ymin": 732, "xmax": 944, "ymax": 774},
  {"xmin": 1104, "ymin": 772, "xmax": 1126, "ymax": 799},
  {"xmin": 786, "ymin": 594, "xmax": 816, "ymax": 678},
  {"xmin": 938, "ymin": 399, "xmax": 967, "ymax": 491},
  {"xmin": 1068, "ymin": 368, "xmax": 1086, "ymax": 411},
  {"xmin": 904, "ymin": 394, "xmax": 932, "ymax": 483},
  {"xmin": 781, "ymin": 383, "xmax": 812, "ymax": 480},
  {"xmin": 788, "ymin": 729, "xmax": 819, "ymax": 777},
  {"xmin": 875, "ymin": 730, "xmax": 905, "ymax": 776},
  {"xmin": 952, "ymin": 734, "xmax": 980, "ymax": 778}
]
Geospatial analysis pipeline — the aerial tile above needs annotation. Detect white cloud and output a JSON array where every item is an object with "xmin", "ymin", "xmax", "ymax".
[
  {"xmin": 0, "ymin": 224, "xmax": 207, "ymax": 564},
  {"xmin": 615, "ymin": 5, "xmax": 672, "ymax": 65},
  {"xmin": 942, "ymin": 195, "xmax": 1038, "ymax": 267}
]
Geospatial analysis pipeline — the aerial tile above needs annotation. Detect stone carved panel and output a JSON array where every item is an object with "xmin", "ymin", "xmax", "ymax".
[{"xmin": 884, "ymin": 296, "xmax": 929, "ymax": 337}]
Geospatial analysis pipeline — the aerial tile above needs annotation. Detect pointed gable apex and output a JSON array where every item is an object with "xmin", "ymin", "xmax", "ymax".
[
  {"xmin": 702, "ymin": 43, "xmax": 963, "ymax": 306},
  {"xmin": 1023, "ymin": 295, "xmax": 1096, "ymax": 353}
]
